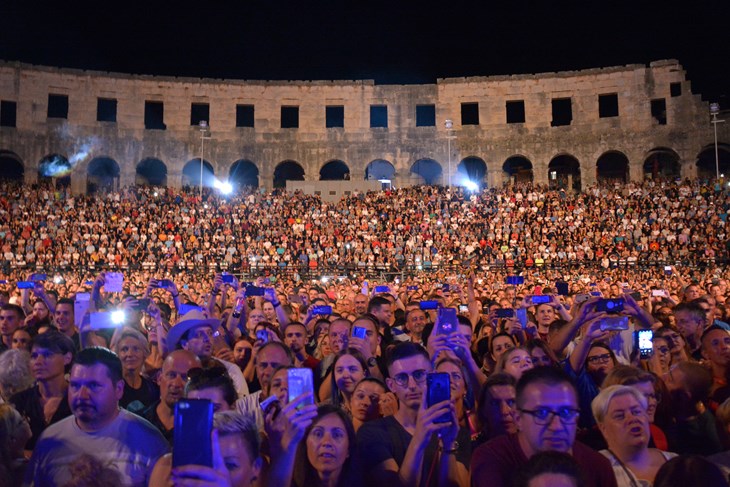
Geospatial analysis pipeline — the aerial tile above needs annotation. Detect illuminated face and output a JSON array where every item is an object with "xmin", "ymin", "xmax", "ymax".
[
  {"xmin": 255, "ymin": 345, "xmax": 290, "ymax": 393},
  {"xmin": 328, "ymin": 320, "xmax": 351, "ymax": 355},
  {"xmin": 535, "ymin": 304, "xmax": 556, "ymax": 327},
  {"xmin": 350, "ymin": 381, "xmax": 385, "ymax": 423},
  {"xmin": 515, "ymin": 381, "xmax": 579, "ymax": 455},
  {"xmin": 183, "ymin": 326, "xmax": 214, "ymax": 359},
  {"xmin": 406, "ymin": 310, "xmax": 427, "ymax": 335},
  {"xmin": 117, "ymin": 336, "xmax": 145, "ymax": 373},
  {"xmin": 218, "ymin": 434, "xmax": 261, "ymax": 487},
  {"xmin": 386, "ymin": 354, "xmax": 431, "ymax": 410},
  {"xmin": 0, "ymin": 310, "xmax": 21, "ymax": 336},
  {"xmin": 54, "ymin": 303, "xmax": 74, "ymax": 333},
  {"xmin": 262, "ymin": 302, "xmax": 276, "ymax": 321},
  {"xmin": 30, "ymin": 346, "xmax": 71, "ymax": 382},
  {"xmin": 284, "ymin": 325, "xmax": 307, "ymax": 354},
  {"xmin": 436, "ymin": 360, "xmax": 465, "ymax": 402},
  {"xmin": 306, "ymin": 413, "xmax": 350, "ymax": 477},
  {"xmin": 631, "ymin": 380, "xmax": 659, "ymax": 423},
  {"xmin": 491, "ymin": 336, "xmax": 515, "ymax": 361},
  {"xmin": 11, "ymin": 329, "xmax": 32, "ymax": 351},
  {"xmin": 674, "ymin": 310, "xmax": 704, "ymax": 340},
  {"xmin": 233, "ymin": 340, "xmax": 253, "ymax": 367},
  {"xmin": 702, "ymin": 329, "xmax": 730, "ymax": 367},
  {"xmin": 159, "ymin": 353, "xmax": 198, "ymax": 408},
  {"xmin": 371, "ymin": 303, "xmax": 393, "ymax": 326},
  {"xmin": 530, "ymin": 347, "xmax": 553, "ymax": 368},
  {"xmin": 503, "ymin": 349, "xmax": 534, "ymax": 380},
  {"xmin": 598, "ymin": 393, "xmax": 649, "ymax": 451},
  {"xmin": 69, "ymin": 363, "xmax": 124, "ymax": 431},
  {"xmin": 353, "ymin": 295, "xmax": 369, "ymax": 315},
  {"xmin": 334, "ymin": 354, "xmax": 365, "ymax": 396},
  {"xmin": 268, "ymin": 368, "xmax": 289, "ymax": 405},
  {"xmin": 586, "ymin": 347, "xmax": 614, "ymax": 380},
  {"xmin": 484, "ymin": 384, "xmax": 518, "ymax": 435}
]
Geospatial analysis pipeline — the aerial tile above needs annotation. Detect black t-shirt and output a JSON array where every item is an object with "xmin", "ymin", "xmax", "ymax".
[
  {"xmin": 121, "ymin": 376, "xmax": 160, "ymax": 413},
  {"xmin": 10, "ymin": 384, "xmax": 73, "ymax": 450},
  {"xmin": 356, "ymin": 415, "xmax": 471, "ymax": 487},
  {"xmin": 139, "ymin": 399, "xmax": 174, "ymax": 443}
]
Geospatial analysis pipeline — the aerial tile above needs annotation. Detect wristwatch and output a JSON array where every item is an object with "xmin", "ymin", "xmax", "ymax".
[{"xmin": 367, "ymin": 357, "xmax": 378, "ymax": 368}]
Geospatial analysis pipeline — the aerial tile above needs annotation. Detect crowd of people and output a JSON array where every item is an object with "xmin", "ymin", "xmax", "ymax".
[{"xmin": 0, "ymin": 177, "xmax": 729, "ymax": 486}]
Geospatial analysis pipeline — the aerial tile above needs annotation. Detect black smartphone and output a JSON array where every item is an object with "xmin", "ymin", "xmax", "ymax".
[
  {"xmin": 158, "ymin": 279, "xmax": 174, "ymax": 288},
  {"xmin": 556, "ymin": 281, "xmax": 569, "ymax": 296},
  {"xmin": 496, "ymin": 308, "xmax": 515, "ymax": 318},
  {"xmin": 407, "ymin": 285, "xmax": 418, "ymax": 292},
  {"xmin": 427, "ymin": 372, "xmax": 451, "ymax": 424},
  {"xmin": 437, "ymin": 307, "xmax": 458, "ymax": 334},
  {"xmin": 505, "ymin": 275, "xmax": 524, "ymax": 285},
  {"xmin": 173, "ymin": 398, "xmax": 213, "ymax": 467},
  {"xmin": 245, "ymin": 285, "xmax": 266, "ymax": 297},
  {"xmin": 134, "ymin": 298, "xmax": 151, "ymax": 311},
  {"xmin": 597, "ymin": 298, "xmax": 624, "ymax": 313}
]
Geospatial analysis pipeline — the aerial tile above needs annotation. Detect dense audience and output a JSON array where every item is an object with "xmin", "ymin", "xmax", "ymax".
[{"xmin": 1, "ymin": 177, "xmax": 730, "ymax": 486}]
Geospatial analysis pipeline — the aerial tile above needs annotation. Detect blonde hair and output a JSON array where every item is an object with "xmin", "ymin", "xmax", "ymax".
[{"xmin": 591, "ymin": 385, "xmax": 648, "ymax": 424}]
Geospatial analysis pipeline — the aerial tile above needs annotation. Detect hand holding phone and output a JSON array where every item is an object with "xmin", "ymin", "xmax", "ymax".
[
  {"xmin": 437, "ymin": 307, "xmax": 458, "ymax": 334},
  {"xmin": 427, "ymin": 373, "xmax": 451, "ymax": 424},
  {"xmin": 173, "ymin": 399, "xmax": 213, "ymax": 467}
]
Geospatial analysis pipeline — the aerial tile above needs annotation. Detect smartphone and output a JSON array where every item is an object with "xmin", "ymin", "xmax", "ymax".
[
  {"xmin": 441, "ymin": 284, "xmax": 451, "ymax": 292},
  {"xmin": 556, "ymin": 281, "xmax": 569, "ymax": 296},
  {"xmin": 17, "ymin": 281, "xmax": 35, "ymax": 289},
  {"xmin": 664, "ymin": 266, "xmax": 672, "ymax": 276},
  {"xmin": 374, "ymin": 285, "xmax": 390, "ymax": 294},
  {"xmin": 84, "ymin": 280, "xmax": 94, "ymax": 286},
  {"xmin": 312, "ymin": 305, "xmax": 332, "ymax": 315},
  {"xmin": 458, "ymin": 304, "xmax": 469, "ymax": 313},
  {"xmin": 437, "ymin": 307, "xmax": 458, "ymax": 334},
  {"xmin": 288, "ymin": 368, "xmax": 315, "ymax": 410},
  {"xmin": 89, "ymin": 311, "xmax": 126, "ymax": 330},
  {"xmin": 505, "ymin": 275, "xmax": 524, "ymax": 285},
  {"xmin": 516, "ymin": 308, "xmax": 528, "ymax": 328},
  {"xmin": 245, "ymin": 285, "xmax": 266, "ymax": 297},
  {"xmin": 590, "ymin": 291, "xmax": 603, "ymax": 297},
  {"xmin": 105, "ymin": 272, "xmax": 124, "ymax": 293},
  {"xmin": 597, "ymin": 298, "xmax": 625, "ymax": 313},
  {"xmin": 256, "ymin": 329, "xmax": 269, "ymax": 344},
  {"xmin": 133, "ymin": 298, "xmax": 151, "ymax": 311},
  {"xmin": 30, "ymin": 273, "xmax": 47, "ymax": 282},
  {"xmin": 427, "ymin": 373, "xmax": 451, "ymax": 424},
  {"xmin": 574, "ymin": 293, "xmax": 591, "ymax": 304},
  {"xmin": 173, "ymin": 398, "xmax": 213, "ymax": 468},
  {"xmin": 406, "ymin": 285, "xmax": 418, "ymax": 292},
  {"xmin": 637, "ymin": 329, "xmax": 653, "ymax": 359},
  {"xmin": 420, "ymin": 300, "xmax": 439, "ymax": 310},
  {"xmin": 222, "ymin": 274, "xmax": 234, "ymax": 284},
  {"xmin": 652, "ymin": 289, "xmax": 667, "ymax": 297},
  {"xmin": 352, "ymin": 326, "xmax": 368, "ymax": 339},
  {"xmin": 630, "ymin": 292, "xmax": 642, "ymax": 301},
  {"xmin": 599, "ymin": 316, "xmax": 629, "ymax": 331},
  {"xmin": 525, "ymin": 295, "xmax": 551, "ymax": 306},
  {"xmin": 259, "ymin": 394, "xmax": 281, "ymax": 418},
  {"xmin": 496, "ymin": 308, "xmax": 515, "ymax": 318}
]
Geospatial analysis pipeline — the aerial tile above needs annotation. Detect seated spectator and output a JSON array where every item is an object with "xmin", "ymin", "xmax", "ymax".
[
  {"xmin": 470, "ymin": 367, "xmax": 617, "ymax": 487},
  {"xmin": 654, "ymin": 455, "xmax": 729, "ymax": 487},
  {"xmin": 593, "ymin": 385, "xmax": 676, "ymax": 486},
  {"xmin": 10, "ymin": 331, "xmax": 75, "ymax": 450},
  {"xmin": 0, "ymin": 348, "xmax": 33, "ymax": 402},
  {"xmin": 25, "ymin": 347, "xmax": 168, "ymax": 486},
  {"xmin": 0, "ymin": 403, "xmax": 32, "ymax": 486},
  {"xmin": 110, "ymin": 327, "xmax": 159, "ymax": 412}
]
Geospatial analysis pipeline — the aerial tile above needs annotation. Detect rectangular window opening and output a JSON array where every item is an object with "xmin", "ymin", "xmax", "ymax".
[
  {"xmin": 144, "ymin": 101, "xmax": 166, "ymax": 130},
  {"xmin": 47, "ymin": 94, "xmax": 68, "ymax": 119},
  {"xmin": 281, "ymin": 106, "xmax": 299, "ymax": 128},
  {"xmin": 598, "ymin": 94, "xmax": 619, "ymax": 118},
  {"xmin": 461, "ymin": 102, "xmax": 479, "ymax": 125},
  {"xmin": 370, "ymin": 105, "xmax": 388, "ymax": 128},
  {"xmin": 506, "ymin": 100, "xmax": 526, "ymax": 124},
  {"xmin": 236, "ymin": 105, "xmax": 254, "ymax": 128},
  {"xmin": 326, "ymin": 106, "xmax": 344, "ymax": 128},
  {"xmin": 0, "ymin": 100, "xmax": 17, "ymax": 127},
  {"xmin": 191, "ymin": 103, "xmax": 210, "ymax": 126},
  {"xmin": 551, "ymin": 98, "xmax": 572, "ymax": 127},
  {"xmin": 96, "ymin": 98, "xmax": 117, "ymax": 123},
  {"xmin": 670, "ymin": 82, "xmax": 682, "ymax": 98},
  {"xmin": 651, "ymin": 98, "xmax": 667, "ymax": 125},
  {"xmin": 416, "ymin": 104, "xmax": 436, "ymax": 127}
]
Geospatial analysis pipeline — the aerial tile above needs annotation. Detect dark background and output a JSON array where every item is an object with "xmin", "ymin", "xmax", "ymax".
[{"xmin": 1, "ymin": 1, "xmax": 728, "ymax": 105}]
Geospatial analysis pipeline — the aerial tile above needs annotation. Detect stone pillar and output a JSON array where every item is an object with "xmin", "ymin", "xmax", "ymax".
[
  {"xmin": 259, "ymin": 175, "xmax": 273, "ymax": 191},
  {"xmin": 487, "ymin": 169, "xmax": 502, "ymax": 188},
  {"xmin": 533, "ymin": 164, "xmax": 548, "ymax": 186},
  {"xmin": 71, "ymin": 173, "xmax": 85, "ymax": 195},
  {"xmin": 629, "ymin": 161, "xmax": 643, "ymax": 183},
  {"xmin": 169, "ymin": 171, "xmax": 182, "ymax": 190},
  {"xmin": 350, "ymin": 170, "xmax": 365, "ymax": 181},
  {"xmin": 680, "ymin": 158, "xmax": 697, "ymax": 180}
]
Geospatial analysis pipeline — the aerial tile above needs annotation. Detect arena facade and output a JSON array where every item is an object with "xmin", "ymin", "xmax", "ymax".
[{"xmin": 0, "ymin": 58, "xmax": 727, "ymax": 194}]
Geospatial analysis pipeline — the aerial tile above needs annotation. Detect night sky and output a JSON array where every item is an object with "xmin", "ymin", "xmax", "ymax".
[{"xmin": 1, "ymin": 1, "xmax": 728, "ymax": 105}]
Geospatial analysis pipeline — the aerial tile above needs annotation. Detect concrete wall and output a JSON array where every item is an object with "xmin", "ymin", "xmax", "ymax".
[{"xmin": 0, "ymin": 59, "xmax": 727, "ymax": 193}]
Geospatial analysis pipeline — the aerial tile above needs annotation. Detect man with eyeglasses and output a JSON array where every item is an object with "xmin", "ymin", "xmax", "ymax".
[
  {"xmin": 471, "ymin": 367, "xmax": 617, "ymax": 487},
  {"xmin": 357, "ymin": 342, "xmax": 465, "ymax": 487}
]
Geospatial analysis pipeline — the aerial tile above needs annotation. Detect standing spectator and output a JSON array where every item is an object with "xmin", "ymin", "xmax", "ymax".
[
  {"xmin": 110, "ymin": 327, "xmax": 159, "ymax": 412},
  {"xmin": 25, "ymin": 347, "xmax": 168, "ymax": 487},
  {"xmin": 0, "ymin": 304, "xmax": 24, "ymax": 352}
]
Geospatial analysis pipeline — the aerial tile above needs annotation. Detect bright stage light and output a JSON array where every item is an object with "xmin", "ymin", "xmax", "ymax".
[{"xmin": 464, "ymin": 180, "xmax": 479, "ymax": 191}]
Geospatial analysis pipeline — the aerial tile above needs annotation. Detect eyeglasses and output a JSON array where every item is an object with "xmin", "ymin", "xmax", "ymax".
[
  {"xmin": 391, "ymin": 369, "xmax": 428, "ymax": 387},
  {"xmin": 586, "ymin": 354, "xmax": 612, "ymax": 364},
  {"xmin": 519, "ymin": 407, "xmax": 580, "ymax": 425}
]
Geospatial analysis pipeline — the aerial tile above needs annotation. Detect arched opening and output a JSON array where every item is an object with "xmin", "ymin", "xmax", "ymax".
[
  {"xmin": 229, "ymin": 159, "xmax": 259, "ymax": 188},
  {"xmin": 182, "ymin": 159, "xmax": 215, "ymax": 189},
  {"xmin": 87, "ymin": 157, "xmax": 120, "ymax": 194},
  {"xmin": 0, "ymin": 151, "xmax": 24, "ymax": 182},
  {"xmin": 596, "ymin": 151, "xmax": 629, "ymax": 183},
  {"xmin": 548, "ymin": 154, "xmax": 581, "ymax": 191},
  {"xmin": 410, "ymin": 159, "xmax": 442, "ymax": 185},
  {"xmin": 274, "ymin": 160, "xmax": 305, "ymax": 188},
  {"xmin": 38, "ymin": 154, "xmax": 72, "ymax": 188},
  {"xmin": 456, "ymin": 157, "xmax": 487, "ymax": 187},
  {"xmin": 643, "ymin": 148, "xmax": 681, "ymax": 180},
  {"xmin": 136, "ymin": 158, "xmax": 168, "ymax": 186},
  {"xmin": 696, "ymin": 144, "xmax": 730, "ymax": 180},
  {"xmin": 319, "ymin": 160, "xmax": 350, "ymax": 180},
  {"xmin": 365, "ymin": 159, "xmax": 395, "ymax": 181},
  {"xmin": 503, "ymin": 156, "xmax": 533, "ymax": 184}
]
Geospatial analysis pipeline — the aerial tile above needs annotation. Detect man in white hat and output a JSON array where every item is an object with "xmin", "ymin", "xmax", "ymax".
[{"xmin": 166, "ymin": 309, "xmax": 249, "ymax": 398}]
